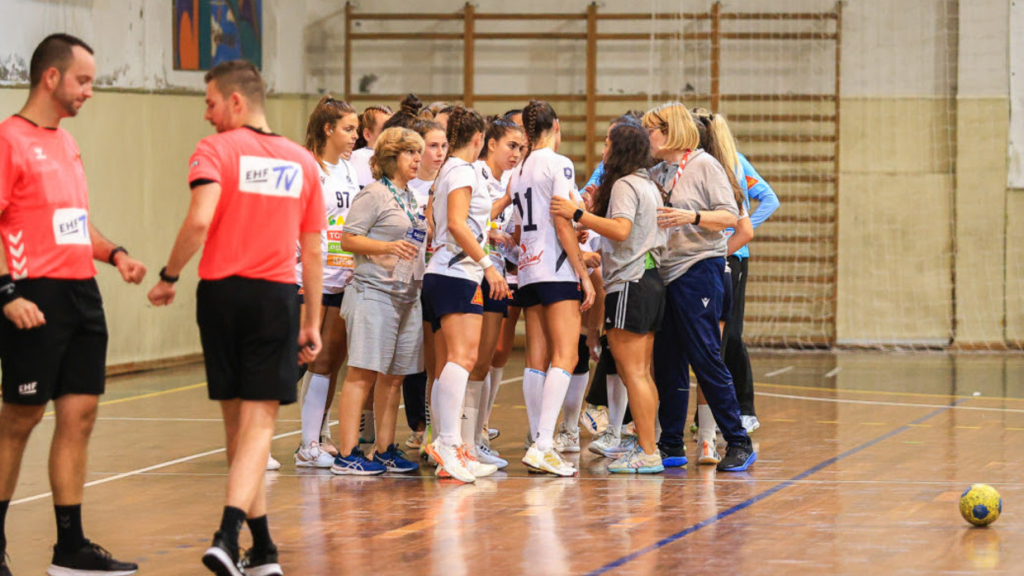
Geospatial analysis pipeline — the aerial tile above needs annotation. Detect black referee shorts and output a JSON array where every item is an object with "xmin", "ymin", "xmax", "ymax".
[
  {"xmin": 604, "ymin": 268, "xmax": 665, "ymax": 335},
  {"xmin": 1, "ymin": 278, "xmax": 108, "ymax": 406},
  {"xmin": 197, "ymin": 277, "xmax": 300, "ymax": 405}
]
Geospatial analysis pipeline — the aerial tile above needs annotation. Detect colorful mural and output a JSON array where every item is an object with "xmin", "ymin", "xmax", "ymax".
[{"xmin": 174, "ymin": 0, "xmax": 261, "ymax": 71}]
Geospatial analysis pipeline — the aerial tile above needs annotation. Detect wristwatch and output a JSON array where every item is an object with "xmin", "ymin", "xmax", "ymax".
[
  {"xmin": 573, "ymin": 208, "xmax": 584, "ymax": 223},
  {"xmin": 693, "ymin": 211, "xmax": 701, "ymax": 226},
  {"xmin": 159, "ymin": 267, "xmax": 180, "ymax": 284}
]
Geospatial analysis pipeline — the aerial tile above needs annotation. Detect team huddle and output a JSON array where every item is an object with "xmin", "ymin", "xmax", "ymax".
[{"xmin": 0, "ymin": 33, "xmax": 778, "ymax": 576}]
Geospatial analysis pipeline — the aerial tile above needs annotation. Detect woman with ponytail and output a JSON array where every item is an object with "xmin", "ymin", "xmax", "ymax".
[{"xmin": 351, "ymin": 104, "xmax": 394, "ymax": 188}]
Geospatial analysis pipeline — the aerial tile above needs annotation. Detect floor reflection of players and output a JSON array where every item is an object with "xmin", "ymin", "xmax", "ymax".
[
  {"xmin": 521, "ymin": 480, "xmax": 573, "ymax": 576},
  {"xmin": 430, "ymin": 483, "xmax": 495, "ymax": 576}
]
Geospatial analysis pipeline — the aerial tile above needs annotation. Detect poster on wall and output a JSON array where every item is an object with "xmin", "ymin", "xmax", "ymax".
[{"xmin": 174, "ymin": 0, "xmax": 262, "ymax": 71}]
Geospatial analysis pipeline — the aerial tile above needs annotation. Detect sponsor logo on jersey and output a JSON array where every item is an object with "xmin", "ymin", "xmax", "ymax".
[
  {"xmin": 517, "ymin": 238, "xmax": 543, "ymax": 270},
  {"xmin": 327, "ymin": 230, "xmax": 344, "ymax": 242},
  {"xmin": 52, "ymin": 208, "xmax": 90, "ymax": 245},
  {"xmin": 327, "ymin": 253, "xmax": 354, "ymax": 269},
  {"xmin": 239, "ymin": 156, "xmax": 303, "ymax": 198},
  {"xmin": 471, "ymin": 286, "xmax": 484, "ymax": 306},
  {"xmin": 564, "ymin": 167, "xmax": 573, "ymax": 180},
  {"xmin": 18, "ymin": 382, "xmax": 38, "ymax": 396},
  {"xmin": 32, "ymin": 147, "xmax": 46, "ymax": 160},
  {"xmin": 191, "ymin": 159, "xmax": 200, "ymax": 168},
  {"xmin": 745, "ymin": 175, "xmax": 759, "ymax": 189},
  {"xmin": 701, "ymin": 297, "xmax": 710, "ymax": 308},
  {"xmin": 328, "ymin": 215, "xmax": 346, "ymax": 227}
]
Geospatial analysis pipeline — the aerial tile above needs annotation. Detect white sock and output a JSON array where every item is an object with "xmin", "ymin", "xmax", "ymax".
[
  {"xmin": 535, "ymin": 368, "xmax": 572, "ymax": 452},
  {"xmin": 523, "ymin": 368, "xmax": 546, "ymax": 441},
  {"xmin": 606, "ymin": 374, "xmax": 627, "ymax": 437},
  {"xmin": 697, "ymin": 404, "xmax": 717, "ymax": 444},
  {"xmin": 484, "ymin": 366, "xmax": 504, "ymax": 425},
  {"xmin": 463, "ymin": 379, "xmax": 485, "ymax": 447},
  {"xmin": 562, "ymin": 373, "xmax": 589, "ymax": 434},
  {"xmin": 301, "ymin": 373, "xmax": 330, "ymax": 447},
  {"xmin": 433, "ymin": 363, "xmax": 470, "ymax": 446}
]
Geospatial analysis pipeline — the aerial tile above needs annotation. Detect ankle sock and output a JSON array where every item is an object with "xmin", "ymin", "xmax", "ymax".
[
  {"xmin": 246, "ymin": 515, "xmax": 273, "ymax": 553},
  {"xmin": 218, "ymin": 506, "xmax": 247, "ymax": 549},
  {"xmin": 54, "ymin": 504, "xmax": 85, "ymax": 552}
]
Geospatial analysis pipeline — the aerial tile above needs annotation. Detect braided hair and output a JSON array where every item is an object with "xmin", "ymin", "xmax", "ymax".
[
  {"xmin": 355, "ymin": 104, "xmax": 393, "ymax": 149},
  {"xmin": 381, "ymin": 94, "xmax": 424, "ymax": 131},
  {"xmin": 519, "ymin": 100, "xmax": 558, "ymax": 174},
  {"xmin": 435, "ymin": 105, "xmax": 485, "ymax": 178}
]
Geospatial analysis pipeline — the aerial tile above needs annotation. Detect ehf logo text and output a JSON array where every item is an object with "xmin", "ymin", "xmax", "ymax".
[
  {"xmin": 239, "ymin": 156, "xmax": 303, "ymax": 198},
  {"xmin": 52, "ymin": 208, "xmax": 90, "ymax": 245},
  {"xmin": 18, "ymin": 382, "xmax": 37, "ymax": 396}
]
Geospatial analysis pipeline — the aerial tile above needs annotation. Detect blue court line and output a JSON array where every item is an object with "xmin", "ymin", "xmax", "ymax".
[{"xmin": 584, "ymin": 398, "xmax": 969, "ymax": 576}]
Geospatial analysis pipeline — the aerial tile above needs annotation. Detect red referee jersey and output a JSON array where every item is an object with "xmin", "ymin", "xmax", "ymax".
[
  {"xmin": 188, "ymin": 127, "xmax": 325, "ymax": 284},
  {"xmin": 0, "ymin": 115, "xmax": 95, "ymax": 280}
]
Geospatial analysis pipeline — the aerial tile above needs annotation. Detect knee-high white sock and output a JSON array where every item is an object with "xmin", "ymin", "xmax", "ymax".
[
  {"xmin": 562, "ymin": 373, "xmax": 589, "ymax": 434},
  {"xmin": 434, "ymin": 363, "xmax": 470, "ymax": 446},
  {"xmin": 301, "ymin": 373, "xmax": 331, "ymax": 447},
  {"xmin": 523, "ymin": 368, "xmax": 546, "ymax": 440},
  {"xmin": 535, "ymin": 368, "xmax": 572, "ymax": 452},
  {"xmin": 463, "ymin": 379, "xmax": 485, "ymax": 447},
  {"xmin": 697, "ymin": 404, "xmax": 717, "ymax": 444},
  {"xmin": 484, "ymin": 366, "xmax": 504, "ymax": 425},
  {"xmin": 606, "ymin": 374, "xmax": 628, "ymax": 437}
]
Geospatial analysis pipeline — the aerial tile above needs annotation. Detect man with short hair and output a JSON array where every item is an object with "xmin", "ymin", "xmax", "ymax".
[
  {"xmin": 0, "ymin": 33, "xmax": 146, "ymax": 576},
  {"xmin": 148, "ymin": 59, "xmax": 325, "ymax": 576}
]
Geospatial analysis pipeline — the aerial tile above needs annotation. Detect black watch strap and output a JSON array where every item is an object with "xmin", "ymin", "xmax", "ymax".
[
  {"xmin": 108, "ymin": 246, "xmax": 128, "ymax": 265},
  {"xmin": 693, "ymin": 211, "xmax": 701, "ymax": 226},
  {"xmin": 159, "ymin": 266, "xmax": 180, "ymax": 284},
  {"xmin": 573, "ymin": 208, "xmax": 584, "ymax": 223}
]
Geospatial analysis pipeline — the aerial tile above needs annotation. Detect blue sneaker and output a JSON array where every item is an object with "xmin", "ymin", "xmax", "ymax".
[
  {"xmin": 658, "ymin": 442, "xmax": 688, "ymax": 468},
  {"xmin": 331, "ymin": 447, "xmax": 386, "ymax": 476},
  {"xmin": 373, "ymin": 444, "xmax": 420, "ymax": 473}
]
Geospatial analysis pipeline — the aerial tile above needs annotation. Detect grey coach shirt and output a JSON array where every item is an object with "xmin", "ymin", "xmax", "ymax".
[{"xmin": 601, "ymin": 170, "xmax": 665, "ymax": 294}]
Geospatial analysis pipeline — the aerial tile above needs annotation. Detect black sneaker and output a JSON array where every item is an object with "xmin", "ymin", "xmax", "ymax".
[
  {"xmin": 1, "ymin": 552, "xmax": 11, "ymax": 576},
  {"xmin": 717, "ymin": 441, "xmax": 757, "ymax": 472},
  {"xmin": 202, "ymin": 532, "xmax": 242, "ymax": 576},
  {"xmin": 657, "ymin": 442, "xmax": 688, "ymax": 468},
  {"xmin": 48, "ymin": 540, "xmax": 138, "ymax": 575},
  {"xmin": 239, "ymin": 544, "xmax": 283, "ymax": 576}
]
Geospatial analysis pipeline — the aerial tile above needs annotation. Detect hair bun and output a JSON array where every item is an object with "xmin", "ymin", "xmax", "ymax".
[{"xmin": 400, "ymin": 94, "xmax": 423, "ymax": 116}]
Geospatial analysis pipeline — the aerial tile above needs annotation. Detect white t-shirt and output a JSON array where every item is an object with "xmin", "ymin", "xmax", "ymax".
[
  {"xmin": 474, "ymin": 160, "xmax": 514, "ymax": 273},
  {"xmin": 350, "ymin": 147, "xmax": 375, "ymax": 188},
  {"xmin": 509, "ymin": 147, "xmax": 579, "ymax": 287},
  {"xmin": 425, "ymin": 158, "xmax": 491, "ymax": 284},
  {"xmin": 296, "ymin": 159, "xmax": 360, "ymax": 293}
]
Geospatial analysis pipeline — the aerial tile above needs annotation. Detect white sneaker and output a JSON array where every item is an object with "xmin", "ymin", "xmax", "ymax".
[
  {"xmin": 294, "ymin": 441, "xmax": 334, "ymax": 468},
  {"xmin": 554, "ymin": 424, "xmax": 581, "ymax": 453},
  {"xmin": 522, "ymin": 445, "xmax": 577, "ymax": 477},
  {"xmin": 580, "ymin": 404, "xmax": 609, "ymax": 436},
  {"xmin": 603, "ymin": 436, "xmax": 637, "ymax": 459},
  {"xmin": 741, "ymin": 415, "xmax": 761, "ymax": 434},
  {"xmin": 697, "ymin": 439, "xmax": 722, "ymax": 465},
  {"xmin": 266, "ymin": 454, "xmax": 282, "ymax": 471},
  {"xmin": 424, "ymin": 440, "xmax": 475, "ymax": 483},
  {"xmin": 463, "ymin": 445, "xmax": 499, "ymax": 477},
  {"xmin": 588, "ymin": 430, "xmax": 621, "ymax": 457},
  {"xmin": 475, "ymin": 443, "xmax": 509, "ymax": 469}
]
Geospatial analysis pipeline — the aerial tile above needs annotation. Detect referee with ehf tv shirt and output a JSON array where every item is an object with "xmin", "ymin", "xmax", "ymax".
[{"xmin": 148, "ymin": 60, "xmax": 325, "ymax": 576}]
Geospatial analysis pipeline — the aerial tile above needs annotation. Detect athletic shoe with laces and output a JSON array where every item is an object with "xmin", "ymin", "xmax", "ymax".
[
  {"xmin": 265, "ymin": 454, "xmax": 281, "ymax": 471},
  {"xmin": 588, "ymin": 430, "xmax": 621, "ymax": 456},
  {"xmin": 741, "ymin": 415, "xmax": 761, "ymax": 434},
  {"xmin": 487, "ymin": 428, "xmax": 500, "ymax": 441},
  {"xmin": 405, "ymin": 431, "xmax": 424, "ymax": 450},
  {"xmin": 239, "ymin": 544, "xmax": 282, "ymax": 576},
  {"xmin": 424, "ymin": 440, "xmax": 476, "ymax": 483},
  {"xmin": 294, "ymin": 440, "xmax": 334, "ymax": 468},
  {"xmin": 330, "ymin": 447, "xmax": 386, "ymax": 476},
  {"xmin": 717, "ymin": 441, "xmax": 757, "ymax": 472},
  {"xmin": 657, "ymin": 442, "xmax": 688, "ymax": 468},
  {"xmin": 48, "ymin": 540, "xmax": 139, "ymax": 576},
  {"xmin": 608, "ymin": 445, "xmax": 664, "ymax": 474},
  {"xmin": 522, "ymin": 445, "xmax": 577, "ymax": 477},
  {"xmin": 373, "ymin": 444, "xmax": 420, "ymax": 473},
  {"xmin": 580, "ymin": 404, "xmax": 609, "ymax": 436},
  {"xmin": 553, "ymin": 424, "xmax": 581, "ymax": 453},
  {"xmin": 358, "ymin": 412, "xmax": 375, "ymax": 444},
  {"xmin": 318, "ymin": 436, "xmax": 339, "ymax": 457},
  {"xmin": 697, "ymin": 440, "xmax": 722, "ymax": 465},
  {"xmin": 474, "ymin": 443, "xmax": 508, "ymax": 469},
  {"xmin": 460, "ymin": 445, "xmax": 498, "ymax": 477},
  {"xmin": 602, "ymin": 435, "xmax": 638, "ymax": 459},
  {"xmin": 201, "ymin": 532, "xmax": 241, "ymax": 576}
]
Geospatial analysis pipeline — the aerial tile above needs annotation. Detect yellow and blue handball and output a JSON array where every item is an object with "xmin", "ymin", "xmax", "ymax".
[{"xmin": 960, "ymin": 484, "xmax": 1002, "ymax": 527}]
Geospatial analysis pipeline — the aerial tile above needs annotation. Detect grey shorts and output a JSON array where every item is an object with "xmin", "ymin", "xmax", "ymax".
[{"xmin": 341, "ymin": 285, "xmax": 424, "ymax": 375}]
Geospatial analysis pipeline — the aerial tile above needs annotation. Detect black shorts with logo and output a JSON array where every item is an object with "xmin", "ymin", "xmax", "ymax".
[
  {"xmin": 197, "ymin": 277, "xmax": 300, "ymax": 405},
  {"xmin": 1, "ymin": 278, "xmax": 108, "ymax": 406},
  {"xmin": 604, "ymin": 268, "xmax": 666, "ymax": 335}
]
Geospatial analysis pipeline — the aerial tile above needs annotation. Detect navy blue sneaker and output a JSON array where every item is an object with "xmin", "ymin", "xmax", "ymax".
[
  {"xmin": 373, "ymin": 444, "xmax": 420, "ymax": 473},
  {"xmin": 717, "ymin": 442, "xmax": 756, "ymax": 472},
  {"xmin": 330, "ymin": 447, "xmax": 386, "ymax": 476},
  {"xmin": 657, "ymin": 442, "xmax": 688, "ymax": 468}
]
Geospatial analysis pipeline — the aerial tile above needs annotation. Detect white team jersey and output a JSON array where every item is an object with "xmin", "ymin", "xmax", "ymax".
[
  {"xmin": 582, "ymin": 229, "xmax": 603, "ymax": 275},
  {"xmin": 296, "ymin": 159, "xmax": 359, "ymax": 293},
  {"xmin": 425, "ymin": 158, "xmax": 491, "ymax": 284},
  {"xmin": 474, "ymin": 160, "xmax": 514, "ymax": 273},
  {"xmin": 509, "ymin": 147, "xmax": 579, "ymax": 286},
  {"xmin": 350, "ymin": 147, "xmax": 375, "ymax": 188}
]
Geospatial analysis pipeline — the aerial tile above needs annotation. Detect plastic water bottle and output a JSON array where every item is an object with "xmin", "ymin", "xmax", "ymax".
[{"xmin": 393, "ymin": 214, "xmax": 427, "ymax": 285}]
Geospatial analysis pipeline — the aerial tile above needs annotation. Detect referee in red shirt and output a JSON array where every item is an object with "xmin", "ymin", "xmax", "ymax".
[
  {"xmin": 148, "ymin": 60, "xmax": 324, "ymax": 576},
  {"xmin": 0, "ymin": 34, "xmax": 146, "ymax": 576}
]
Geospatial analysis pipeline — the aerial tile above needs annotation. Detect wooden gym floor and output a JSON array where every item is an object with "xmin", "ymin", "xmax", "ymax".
[{"xmin": 6, "ymin": 350, "xmax": 1024, "ymax": 575}]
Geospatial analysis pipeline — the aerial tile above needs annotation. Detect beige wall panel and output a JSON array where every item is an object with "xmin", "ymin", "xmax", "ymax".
[
  {"xmin": 840, "ymin": 98, "xmax": 954, "ymax": 174},
  {"xmin": 1007, "ymin": 191, "xmax": 1024, "ymax": 343}
]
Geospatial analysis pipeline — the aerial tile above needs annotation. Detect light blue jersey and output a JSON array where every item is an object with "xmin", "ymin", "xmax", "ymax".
[{"xmin": 726, "ymin": 152, "xmax": 779, "ymax": 259}]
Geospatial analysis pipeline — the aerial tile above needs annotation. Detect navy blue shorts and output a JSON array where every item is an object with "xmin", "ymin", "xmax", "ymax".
[
  {"xmin": 420, "ymin": 288, "xmax": 436, "ymax": 327},
  {"xmin": 422, "ymin": 273, "xmax": 484, "ymax": 332},
  {"xmin": 507, "ymin": 284, "xmax": 524, "ymax": 308},
  {"xmin": 574, "ymin": 334, "xmax": 590, "ymax": 375},
  {"xmin": 516, "ymin": 281, "xmax": 582, "ymax": 308},
  {"xmin": 481, "ymin": 276, "xmax": 509, "ymax": 316},
  {"xmin": 296, "ymin": 287, "xmax": 345, "ymax": 308}
]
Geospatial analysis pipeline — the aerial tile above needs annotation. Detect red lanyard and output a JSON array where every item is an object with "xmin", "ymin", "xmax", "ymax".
[{"xmin": 667, "ymin": 149, "xmax": 693, "ymax": 192}]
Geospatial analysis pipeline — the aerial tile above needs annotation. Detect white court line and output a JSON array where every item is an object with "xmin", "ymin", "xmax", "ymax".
[
  {"xmin": 11, "ymin": 376, "xmax": 526, "ymax": 507},
  {"xmin": 824, "ymin": 367, "xmax": 842, "ymax": 378},
  {"xmin": 757, "ymin": 391, "xmax": 1024, "ymax": 413},
  {"xmin": 41, "ymin": 417, "xmax": 304, "ymax": 423},
  {"xmin": 763, "ymin": 366, "xmax": 794, "ymax": 378}
]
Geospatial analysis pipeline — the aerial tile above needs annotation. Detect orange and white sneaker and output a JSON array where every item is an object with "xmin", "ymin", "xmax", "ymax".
[
  {"xmin": 697, "ymin": 439, "xmax": 722, "ymax": 465},
  {"xmin": 425, "ymin": 439, "xmax": 476, "ymax": 483},
  {"xmin": 460, "ymin": 444, "xmax": 498, "ymax": 478}
]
